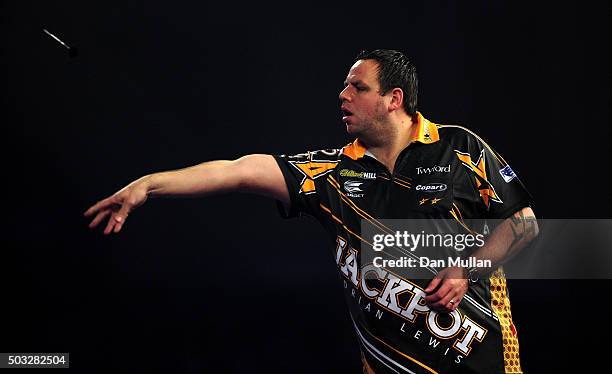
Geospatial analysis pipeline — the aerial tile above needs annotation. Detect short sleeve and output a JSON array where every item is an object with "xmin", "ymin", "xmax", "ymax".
[
  {"xmin": 456, "ymin": 135, "xmax": 533, "ymax": 219},
  {"xmin": 273, "ymin": 149, "xmax": 341, "ymax": 219}
]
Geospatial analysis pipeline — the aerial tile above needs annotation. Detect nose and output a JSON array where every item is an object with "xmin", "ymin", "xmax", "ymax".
[{"xmin": 339, "ymin": 86, "xmax": 351, "ymax": 102}]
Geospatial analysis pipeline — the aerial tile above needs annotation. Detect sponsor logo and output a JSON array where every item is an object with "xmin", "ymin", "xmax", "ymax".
[
  {"xmin": 344, "ymin": 180, "xmax": 363, "ymax": 193},
  {"xmin": 416, "ymin": 164, "xmax": 451, "ymax": 175},
  {"xmin": 344, "ymin": 180, "xmax": 365, "ymax": 198},
  {"xmin": 340, "ymin": 169, "xmax": 377, "ymax": 179},
  {"xmin": 415, "ymin": 183, "xmax": 447, "ymax": 193},
  {"xmin": 499, "ymin": 165, "xmax": 517, "ymax": 183}
]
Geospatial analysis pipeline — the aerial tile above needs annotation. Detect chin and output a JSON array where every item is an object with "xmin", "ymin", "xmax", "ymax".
[
  {"xmin": 344, "ymin": 121, "xmax": 360, "ymax": 135},
  {"xmin": 345, "ymin": 124, "xmax": 359, "ymax": 136}
]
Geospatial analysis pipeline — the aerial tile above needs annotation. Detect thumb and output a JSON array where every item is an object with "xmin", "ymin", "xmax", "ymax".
[{"xmin": 112, "ymin": 200, "xmax": 133, "ymax": 232}]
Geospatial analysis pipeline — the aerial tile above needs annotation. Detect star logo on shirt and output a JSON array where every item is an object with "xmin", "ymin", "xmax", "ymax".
[
  {"xmin": 454, "ymin": 148, "xmax": 503, "ymax": 208},
  {"xmin": 419, "ymin": 198, "xmax": 429, "ymax": 205},
  {"xmin": 289, "ymin": 161, "xmax": 338, "ymax": 194},
  {"xmin": 431, "ymin": 198, "xmax": 442, "ymax": 205}
]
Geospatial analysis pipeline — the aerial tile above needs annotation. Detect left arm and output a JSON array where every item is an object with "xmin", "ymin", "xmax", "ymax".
[{"xmin": 424, "ymin": 206, "xmax": 539, "ymax": 312}]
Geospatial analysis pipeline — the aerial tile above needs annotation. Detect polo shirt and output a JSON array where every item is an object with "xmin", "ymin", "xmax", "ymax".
[{"xmin": 274, "ymin": 112, "xmax": 532, "ymax": 373}]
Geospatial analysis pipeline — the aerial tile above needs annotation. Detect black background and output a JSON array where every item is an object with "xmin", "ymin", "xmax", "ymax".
[{"xmin": 2, "ymin": 1, "xmax": 611, "ymax": 372}]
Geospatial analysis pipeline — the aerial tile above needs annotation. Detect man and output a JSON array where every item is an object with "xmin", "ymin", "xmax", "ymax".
[{"xmin": 85, "ymin": 50, "xmax": 538, "ymax": 373}]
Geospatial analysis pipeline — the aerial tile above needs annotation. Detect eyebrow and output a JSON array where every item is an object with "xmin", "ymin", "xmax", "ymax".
[{"xmin": 344, "ymin": 79, "xmax": 367, "ymax": 87}]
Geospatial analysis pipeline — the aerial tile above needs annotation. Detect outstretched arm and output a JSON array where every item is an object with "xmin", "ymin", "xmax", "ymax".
[{"xmin": 84, "ymin": 154, "xmax": 288, "ymax": 235}]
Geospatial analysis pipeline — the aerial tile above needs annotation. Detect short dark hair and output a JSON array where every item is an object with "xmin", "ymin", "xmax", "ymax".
[{"xmin": 355, "ymin": 49, "xmax": 418, "ymax": 117}]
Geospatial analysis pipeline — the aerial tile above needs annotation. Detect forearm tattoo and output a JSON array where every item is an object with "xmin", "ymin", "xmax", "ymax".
[{"xmin": 509, "ymin": 209, "xmax": 538, "ymax": 249}]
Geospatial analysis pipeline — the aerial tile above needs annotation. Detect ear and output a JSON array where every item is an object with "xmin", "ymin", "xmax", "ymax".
[{"xmin": 388, "ymin": 88, "xmax": 404, "ymax": 112}]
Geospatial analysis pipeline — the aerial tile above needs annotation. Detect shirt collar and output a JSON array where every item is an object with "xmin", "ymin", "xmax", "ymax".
[{"xmin": 412, "ymin": 111, "xmax": 440, "ymax": 144}]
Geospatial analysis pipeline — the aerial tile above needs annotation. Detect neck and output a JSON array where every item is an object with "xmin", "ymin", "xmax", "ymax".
[{"xmin": 363, "ymin": 114, "xmax": 416, "ymax": 174}]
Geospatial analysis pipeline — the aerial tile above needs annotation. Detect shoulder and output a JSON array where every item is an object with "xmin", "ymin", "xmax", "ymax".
[
  {"xmin": 437, "ymin": 124, "xmax": 510, "ymax": 167},
  {"xmin": 437, "ymin": 124, "xmax": 490, "ymax": 150},
  {"xmin": 277, "ymin": 148, "xmax": 344, "ymax": 163}
]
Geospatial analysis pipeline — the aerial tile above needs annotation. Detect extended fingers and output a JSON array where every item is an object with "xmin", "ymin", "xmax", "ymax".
[
  {"xmin": 85, "ymin": 195, "xmax": 130, "ymax": 234},
  {"xmin": 104, "ymin": 213, "xmax": 116, "ymax": 235},
  {"xmin": 84, "ymin": 197, "xmax": 111, "ymax": 217},
  {"xmin": 88, "ymin": 209, "xmax": 111, "ymax": 228},
  {"xmin": 113, "ymin": 215, "xmax": 125, "ymax": 233},
  {"xmin": 103, "ymin": 211, "xmax": 128, "ymax": 235},
  {"xmin": 85, "ymin": 183, "xmax": 158, "ymax": 235},
  {"xmin": 85, "ymin": 193, "xmax": 126, "ymax": 218}
]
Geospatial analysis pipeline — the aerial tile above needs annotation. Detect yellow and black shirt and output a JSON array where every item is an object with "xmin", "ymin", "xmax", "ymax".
[{"xmin": 274, "ymin": 112, "xmax": 532, "ymax": 373}]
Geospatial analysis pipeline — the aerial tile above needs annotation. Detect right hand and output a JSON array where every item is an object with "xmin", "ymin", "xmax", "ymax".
[{"xmin": 84, "ymin": 177, "xmax": 150, "ymax": 235}]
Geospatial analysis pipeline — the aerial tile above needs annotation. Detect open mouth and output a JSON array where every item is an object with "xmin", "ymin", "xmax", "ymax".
[{"xmin": 341, "ymin": 108, "xmax": 353, "ymax": 121}]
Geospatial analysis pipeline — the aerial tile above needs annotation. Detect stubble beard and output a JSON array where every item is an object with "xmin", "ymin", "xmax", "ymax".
[{"xmin": 353, "ymin": 108, "xmax": 390, "ymax": 148}]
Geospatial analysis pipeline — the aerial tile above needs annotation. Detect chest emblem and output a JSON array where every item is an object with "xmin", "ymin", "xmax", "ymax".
[{"xmin": 343, "ymin": 180, "xmax": 365, "ymax": 198}]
